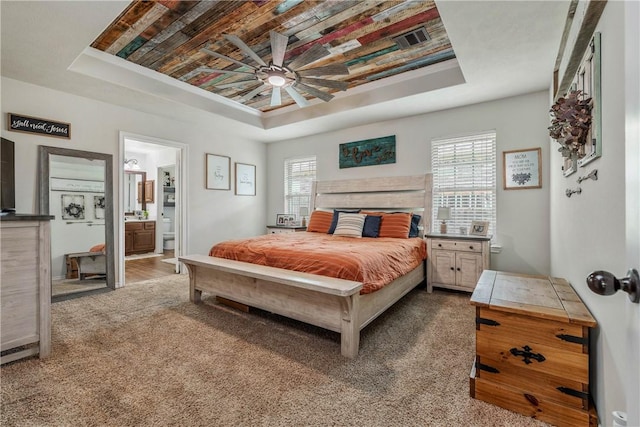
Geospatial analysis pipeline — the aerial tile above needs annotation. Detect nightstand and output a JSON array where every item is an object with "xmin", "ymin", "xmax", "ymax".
[
  {"xmin": 426, "ymin": 233, "xmax": 491, "ymax": 293},
  {"xmin": 266, "ymin": 225, "xmax": 307, "ymax": 234}
]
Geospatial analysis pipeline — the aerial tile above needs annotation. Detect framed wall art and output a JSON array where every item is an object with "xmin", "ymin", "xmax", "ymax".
[
  {"xmin": 339, "ymin": 135, "xmax": 396, "ymax": 169},
  {"xmin": 61, "ymin": 194, "xmax": 85, "ymax": 220},
  {"xmin": 235, "ymin": 162, "xmax": 256, "ymax": 196},
  {"xmin": 206, "ymin": 153, "xmax": 230, "ymax": 190},
  {"xmin": 503, "ymin": 148, "xmax": 542, "ymax": 190},
  {"xmin": 576, "ymin": 32, "xmax": 601, "ymax": 168}
]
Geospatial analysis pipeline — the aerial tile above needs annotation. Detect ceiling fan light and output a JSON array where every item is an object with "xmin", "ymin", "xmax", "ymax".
[{"xmin": 267, "ymin": 71, "xmax": 286, "ymax": 87}]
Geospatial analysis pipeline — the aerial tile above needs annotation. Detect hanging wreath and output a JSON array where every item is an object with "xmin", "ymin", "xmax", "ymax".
[
  {"xmin": 548, "ymin": 89, "xmax": 592, "ymax": 158},
  {"xmin": 64, "ymin": 202, "xmax": 84, "ymax": 218}
]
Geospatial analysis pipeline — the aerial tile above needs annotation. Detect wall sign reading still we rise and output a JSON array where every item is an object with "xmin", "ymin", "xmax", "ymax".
[{"xmin": 339, "ymin": 135, "xmax": 396, "ymax": 169}]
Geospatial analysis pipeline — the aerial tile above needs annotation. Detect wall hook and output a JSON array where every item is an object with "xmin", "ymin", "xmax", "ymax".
[
  {"xmin": 565, "ymin": 187, "xmax": 582, "ymax": 198},
  {"xmin": 577, "ymin": 169, "xmax": 598, "ymax": 184}
]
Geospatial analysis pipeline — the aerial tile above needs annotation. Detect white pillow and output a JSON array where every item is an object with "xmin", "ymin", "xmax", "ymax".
[{"xmin": 332, "ymin": 213, "xmax": 366, "ymax": 238}]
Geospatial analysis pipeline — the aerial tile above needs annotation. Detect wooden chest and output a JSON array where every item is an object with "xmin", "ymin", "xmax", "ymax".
[{"xmin": 470, "ymin": 271, "xmax": 598, "ymax": 427}]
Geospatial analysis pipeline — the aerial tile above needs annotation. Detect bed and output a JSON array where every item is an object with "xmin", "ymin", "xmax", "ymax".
[{"xmin": 179, "ymin": 174, "xmax": 432, "ymax": 358}]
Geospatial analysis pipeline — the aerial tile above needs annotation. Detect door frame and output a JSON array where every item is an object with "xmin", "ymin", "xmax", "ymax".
[{"xmin": 118, "ymin": 131, "xmax": 189, "ymax": 287}]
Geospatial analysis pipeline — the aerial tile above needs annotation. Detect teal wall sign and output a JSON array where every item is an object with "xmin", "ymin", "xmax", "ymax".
[{"xmin": 339, "ymin": 135, "xmax": 396, "ymax": 169}]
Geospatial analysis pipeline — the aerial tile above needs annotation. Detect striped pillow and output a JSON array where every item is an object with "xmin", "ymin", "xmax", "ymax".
[
  {"xmin": 306, "ymin": 210, "xmax": 333, "ymax": 233},
  {"xmin": 333, "ymin": 213, "xmax": 366, "ymax": 238},
  {"xmin": 378, "ymin": 212, "xmax": 412, "ymax": 238}
]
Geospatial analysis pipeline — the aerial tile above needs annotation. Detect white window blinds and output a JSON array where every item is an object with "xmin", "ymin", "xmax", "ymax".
[
  {"xmin": 431, "ymin": 131, "xmax": 497, "ymax": 239},
  {"xmin": 284, "ymin": 156, "xmax": 316, "ymax": 217}
]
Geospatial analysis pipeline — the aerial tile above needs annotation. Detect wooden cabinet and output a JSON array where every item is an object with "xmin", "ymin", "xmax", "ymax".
[
  {"xmin": 470, "ymin": 271, "xmax": 598, "ymax": 426},
  {"xmin": 266, "ymin": 225, "xmax": 307, "ymax": 234},
  {"xmin": 124, "ymin": 220, "xmax": 155, "ymax": 255},
  {"xmin": 1, "ymin": 215, "xmax": 53, "ymax": 364},
  {"xmin": 426, "ymin": 234, "xmax": 490, "ymax": 292},
  {"xmin": 137, "ymin": 180, "xmax": 154, "ymax": 203}
]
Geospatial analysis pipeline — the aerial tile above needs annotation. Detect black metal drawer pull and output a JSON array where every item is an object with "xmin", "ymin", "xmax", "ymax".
[
  {"xmin": 510, "ymin": 345, "xmax": 546, "ymax": 364},
  {"xmin": 476, "ymin": 362, "xmax": 500, "ymax": 374}
]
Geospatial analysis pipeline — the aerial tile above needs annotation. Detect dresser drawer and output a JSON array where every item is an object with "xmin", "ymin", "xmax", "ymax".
[
  {"xmin": 144, "ymin": 221, "xmax": 155, "ymax": 230},
  {"xmin": 431, "ymin": 239, "xmax": 482, "ymax": 252}
]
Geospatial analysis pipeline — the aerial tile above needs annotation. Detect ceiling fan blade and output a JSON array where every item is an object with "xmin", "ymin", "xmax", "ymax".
[
  {"xmin": 214, "ymin": 79, "xmax": 259, "ymax": 89},
  {"xmin": 224, "ymin": 34, "xmax": 267, "ymax": 67},
  {"xmin": 284, "ymin": 86, "xmax": 310, "ymax": 108},
  {"xmin": 201, "ymin": 67, "xmax": 254, "ymax": 76},
  {"xmin": 299, "ymin": 77, "xmax": 348, "ymax": 91},
  {"xmin": 270, "ymin": 31, "xmax": 289, "ymax": 68},
  {"xmin": 270, "ymin": 86, "xmax": 282, "ymax": 107},
  {"xmin": 297, "ymin": 63, "xmax": 350, "ymax": 76},
  {"xmin": 239, "ymin": 84, "xmax": 267, "ymax": 103},
  {"xmin": 288, "ymin": 43, "xmax": 331, "ymax": 70},
  {"xmin": 295, "ymin": 82, "xmax": 334, "ymax": 102},
  {"xmin": 200, "ymin": 48, "xmax": 257, "ymax": 70}
]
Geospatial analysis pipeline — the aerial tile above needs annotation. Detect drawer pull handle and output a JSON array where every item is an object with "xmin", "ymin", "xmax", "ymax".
[
  {"xmin": 476, "ymin": 317, "xmax": 500, "ymax": 326},
  {"xmin": 557, "ymin": 387, "xmax": 590, "ymax": 400},
  {"xmin": 450, "ymin": 267, "xmax": 454, "ymax": 271},
  {"xmin": 469, "ymin": 246, "xmax": 474, "ymax": 250},
  {"xmin": 438, "ymin": 243, "xmax": 442, "ymax": 247},
  {"xmin": 556, "ymin": 334, "xmax": 588, "ymax": 345},
  {"xmin": 510, "ymin": 346, "xmax": 546, "ymax": 364}
]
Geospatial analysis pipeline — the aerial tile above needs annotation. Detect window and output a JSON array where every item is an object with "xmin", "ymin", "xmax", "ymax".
[
  {"xmin": 431, "ymin": 131, "xmax": 497, "ymax": 239},
  {"xmin": 284, "ymin": 156, "xmax": 316, "ymax": 217}
]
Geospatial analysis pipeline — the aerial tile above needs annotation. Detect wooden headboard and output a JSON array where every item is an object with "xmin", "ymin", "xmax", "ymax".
[{"xmin": 310, "ymin": 174, "xmax": 433, "ymax": 237}]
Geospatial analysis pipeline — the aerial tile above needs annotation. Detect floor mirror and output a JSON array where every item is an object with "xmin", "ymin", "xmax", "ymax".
[{"xmin": 38, "ymin": 146, "xmax": 115, "ymax": 301}]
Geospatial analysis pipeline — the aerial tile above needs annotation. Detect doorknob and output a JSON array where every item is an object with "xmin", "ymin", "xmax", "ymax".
[{"xmin": 586, "ymin": 269, "xmax": 640, "ymax": 303}]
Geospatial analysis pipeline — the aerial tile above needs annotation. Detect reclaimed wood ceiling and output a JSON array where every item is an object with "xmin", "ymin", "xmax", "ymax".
[{"xmin": 91, "ymin": 0, "xmax": 455, "ymax": 112}]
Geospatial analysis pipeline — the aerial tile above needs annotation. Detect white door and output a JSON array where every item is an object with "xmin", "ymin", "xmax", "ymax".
[{"xmin": 624, "ymin": 1, "xmax": 639, "ymax": 424}]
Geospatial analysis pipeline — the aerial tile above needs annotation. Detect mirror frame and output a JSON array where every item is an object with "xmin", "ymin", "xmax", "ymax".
[
  {"xmin": 38, "ymin": 146, "xmax": 115, "ymax": 290},
  {"xmin": 124, "ymin": 171, "xmax": 147, "ymax": 214}
]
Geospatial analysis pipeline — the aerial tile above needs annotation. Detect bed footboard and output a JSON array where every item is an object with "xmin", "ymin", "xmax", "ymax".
[{"xmin": 179, "ymin": 254, "xmax": 363, "ymax": 358}]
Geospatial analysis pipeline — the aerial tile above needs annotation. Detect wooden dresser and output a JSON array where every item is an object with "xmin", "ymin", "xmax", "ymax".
[
  {"xmin": 1, "ymin": 214, "xmax": 54, "ymax": 364},
  {"xmin": 426, "ymin": 233, "xmax": 491, "ymax": 293},
  {"xmin": 470, "ymin": 271, "xmax": 598, "ymax": 427}
]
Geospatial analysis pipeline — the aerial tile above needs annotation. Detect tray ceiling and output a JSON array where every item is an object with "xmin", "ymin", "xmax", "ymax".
[{"xmin": 90, "ymin": 0, "xmax": 455, "ymax": 112}]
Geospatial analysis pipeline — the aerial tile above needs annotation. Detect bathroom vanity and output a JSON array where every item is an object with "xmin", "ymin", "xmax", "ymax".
[{"xmin": 124, "ymin": 220, "xmax": 155, "ymax": 256}]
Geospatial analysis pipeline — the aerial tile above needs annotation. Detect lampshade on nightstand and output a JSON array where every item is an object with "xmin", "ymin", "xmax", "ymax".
[
  {"xmin": 437, "ymin": 207, "xmax": 451, "ymax": 234},
  {"xmin": 299, "ymin": 207, "xmax": 309, "ymax": 227}
]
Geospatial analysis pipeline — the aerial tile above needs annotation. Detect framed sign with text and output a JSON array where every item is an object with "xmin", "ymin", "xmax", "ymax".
[
  {"xmin": 8, "ymin": 113, "xmax": 71, "ymax": 139},
  {"xmin": 503, "ymin": 148, "xmax": 542, "ymax": 190},
  {"xmin": 339, "ymin": 135, "xmax": 396, "ymax": 169}
]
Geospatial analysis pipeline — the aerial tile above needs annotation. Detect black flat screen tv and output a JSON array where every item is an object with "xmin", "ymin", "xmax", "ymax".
[{"xmin": 1, "ymin": 137, "xmax": 16, "ymax": 210}]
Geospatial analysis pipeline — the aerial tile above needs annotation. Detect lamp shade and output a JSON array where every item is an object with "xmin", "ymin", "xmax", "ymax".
[
  {"xmin": 299, "ymin": 206, "xmax": 309, "ymax": 217},
  {"xmin": 437, "ymin": 207, "xmax": 451, "ymax": 221}
]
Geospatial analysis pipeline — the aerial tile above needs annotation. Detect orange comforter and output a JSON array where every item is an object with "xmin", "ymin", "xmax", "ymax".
[{"xmin": 209, "ymin": 232, "xmax": 427, "ymax": 294}]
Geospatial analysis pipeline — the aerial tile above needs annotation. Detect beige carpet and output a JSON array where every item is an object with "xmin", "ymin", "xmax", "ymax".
[{"xmin": 1, "ymin": 275, "xmax": 548, "ymax": 427}]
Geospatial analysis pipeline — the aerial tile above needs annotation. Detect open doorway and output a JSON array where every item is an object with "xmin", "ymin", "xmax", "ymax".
[{"xmin": 119, "ymin": 132, "xmax": 188, "ymax": 286}]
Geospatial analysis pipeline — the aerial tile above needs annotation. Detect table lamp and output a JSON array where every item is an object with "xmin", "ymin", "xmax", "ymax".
[
  {"xmin": 437, "ymin": 207, "xmax": 451, "ymax": 234},
  {"xmin": 299, "ymin": 206, "xmax": 309, "ymax": 227}
]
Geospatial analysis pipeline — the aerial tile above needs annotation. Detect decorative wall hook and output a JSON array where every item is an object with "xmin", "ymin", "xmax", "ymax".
[
  {"xmin": 565, "ymin": 187, "xmax": 582, "ymax": 198},
  {"xmin": 577, "ymin": 169, "xmax": 598, "ymax": 184},
  {"xmin": 586, "ymin": 269, "xmax": 640, "ymax": 303}
]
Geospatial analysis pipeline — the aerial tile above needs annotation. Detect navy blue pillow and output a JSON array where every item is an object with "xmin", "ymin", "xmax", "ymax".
[
  {"xmin": 409, "ymin": 214, "xmax": 422, "ymax": 237},
  {"xmin": 362, "ymin": 215, "xmax": 382, "ymax": 238},
  {"xmin": 328, "ymin": 209, "xmax": 360, "ymax": 234}
]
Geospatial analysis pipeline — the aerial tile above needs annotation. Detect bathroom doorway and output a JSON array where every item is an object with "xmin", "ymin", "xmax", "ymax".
[{"xmin": 119, "ymin": 132, "xmax": 188, "ymax": 286}]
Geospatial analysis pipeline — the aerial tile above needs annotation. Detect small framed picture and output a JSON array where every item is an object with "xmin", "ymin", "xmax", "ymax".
[
  {"xmin": 235, "ymin": 162, "xmax": 256, "ymax": 196},
  {"xmin": 470, "ymin": 220, "xmax": 489, "ymax": 236},
  {"xmin": 276, "ymin": 214, "xmax": 296, "ymax": 226}
]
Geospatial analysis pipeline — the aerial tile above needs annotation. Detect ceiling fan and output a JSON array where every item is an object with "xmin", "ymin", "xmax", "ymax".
[{"xmin": 200, "ymin": 30, "xmax": 350, "ymax": 108}]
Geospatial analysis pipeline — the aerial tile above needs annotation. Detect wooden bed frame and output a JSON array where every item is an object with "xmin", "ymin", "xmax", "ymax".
[{"xmin": 179, "ymin": 174, "xmax": 432, "ymax": 358}]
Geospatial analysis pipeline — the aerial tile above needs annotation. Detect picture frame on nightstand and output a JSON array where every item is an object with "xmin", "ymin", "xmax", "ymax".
[{"xmin": 276, "ymin": 214, "xmax": 296, "ymax": 226}]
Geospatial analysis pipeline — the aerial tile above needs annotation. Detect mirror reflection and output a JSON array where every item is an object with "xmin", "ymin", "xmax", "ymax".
[
  {"xmin": 39, "ymin": 146, "xmax": 115, "ymax": 301},
  {"xmin": 124, "ymin": 171, "xmax": 146, "ymax": 214}
]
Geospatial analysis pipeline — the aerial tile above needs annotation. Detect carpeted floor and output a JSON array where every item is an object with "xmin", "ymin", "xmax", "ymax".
[{"xmin": 1, "ymin": 275, "xmax": 549, "ymax": 426}]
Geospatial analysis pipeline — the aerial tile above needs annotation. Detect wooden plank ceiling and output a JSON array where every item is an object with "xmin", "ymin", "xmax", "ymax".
[{"xmin": 91, "ymin": 0, "xmax": 455, "ymax": 112}]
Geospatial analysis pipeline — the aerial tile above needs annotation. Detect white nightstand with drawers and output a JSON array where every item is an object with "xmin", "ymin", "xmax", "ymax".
[
  {"xmin": 426, "ymin": 233, "xmax": 491, "ymax": 293},
  {"xmin": 266, "ymin": 225, "xmax": 307, "ymax": 234}
]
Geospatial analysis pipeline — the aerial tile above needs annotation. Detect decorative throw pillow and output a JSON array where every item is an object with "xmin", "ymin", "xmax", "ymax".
[
  {"xmin": 362, "ymin": 215, "xmax": 382, "ymax": 238},
  {"xmin": 409, "ymin": 214, "xmax": 422, "ymax": 238},
  {"xmin": 378, "ymin": 212, "xmax": 412, "ymax": 238},
  {"xmin": 333, "ymin": 213, "xmax": 366, "ymax": 238},
  {"xmin": 306, "ymin": 210, "xmax": 333, "ymax": 233},
  {"xmin": 328, "ymin": 209, "xmax": 361, "ymax": 234}
]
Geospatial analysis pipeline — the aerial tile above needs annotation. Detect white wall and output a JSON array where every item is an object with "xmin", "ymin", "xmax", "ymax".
[
  {"xmin": 2, "ymin": 77, "xmax": 267, "ymax": 283},
  {"xmin": 267, "ymin": 91, "xmax": 551, "ymax": 276},
  {"xmin": 550, "ymin": 2, "xmax": 636, "ymax": 426}
]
